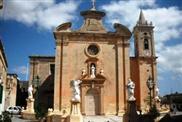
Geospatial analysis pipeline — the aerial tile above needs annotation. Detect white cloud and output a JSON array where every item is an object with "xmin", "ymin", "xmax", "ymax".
[
  {"xmin": 158, "ymin": 44, "xmax": 182, "ymax": 74},
  {"xmin": 1, "ymin": 0, "xmax": 79, "ymax": 29},
  {"xmin": 13, "ymin": 66, "xmax": 28, "ymax": 75},
  {"xmin": 101, "ymin": 0, "xmax": 182, "ymax": 43},
  {"xmin": 101, "ymin": 0, "xmax": 182, "ymax": 94}
]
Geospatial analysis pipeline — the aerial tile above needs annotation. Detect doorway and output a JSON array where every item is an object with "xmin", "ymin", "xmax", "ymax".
[{"xmin": 85, "ymin": 88, "xmax": 100, "ymax": 115}]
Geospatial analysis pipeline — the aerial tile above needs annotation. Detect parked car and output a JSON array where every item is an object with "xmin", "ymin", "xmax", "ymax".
[{"xmin": 6, "ymin": 106, "xmax": 20, "ymax": 114}]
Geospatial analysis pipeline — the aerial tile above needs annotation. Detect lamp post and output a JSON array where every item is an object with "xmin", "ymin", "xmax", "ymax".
[{"xmin": 146, "ymin": 75, "xmax": 154, "ymax": 109}]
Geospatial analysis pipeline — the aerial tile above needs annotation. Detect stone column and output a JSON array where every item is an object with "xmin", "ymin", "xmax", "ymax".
[
  {"xmin": 81, "ymin": 85, "xmax": 87, "ymax": 115},
  {"xmin": 124, "ymin": 41, "xmax": 131, "ymax": 105},
  {"xmin": 54, "ymin": 41, "xmax": 62, "ymax": 112},
  {"xmin": 117, "ymin": 41, "xmax": 125, "ymax": 116},
  {"xmin": 100, "ymin": 85, "xmax": 104, "ymax": 115}
]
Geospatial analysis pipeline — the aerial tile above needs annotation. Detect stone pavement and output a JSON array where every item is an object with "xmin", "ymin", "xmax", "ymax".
[
  {"xmin": 83, "ymin": 116, "xmax": 122, "ymax": 122},
  {"xmin": 11, "ymin": 115, "xmax": 39, "ymax": 122}
]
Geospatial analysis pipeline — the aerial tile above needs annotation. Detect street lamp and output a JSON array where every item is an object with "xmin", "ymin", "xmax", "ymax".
[{"xmin": 146, "ymin": 75, "xmax": 154, "ymax": 109}]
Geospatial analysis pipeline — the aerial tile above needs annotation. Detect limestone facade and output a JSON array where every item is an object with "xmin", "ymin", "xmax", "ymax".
[
  {"xmin": 29, "ymin": 56, "xmax": 55, "ymax": 110},
  {"xmin": 0, "ymin": 40, "xmax": 8, "ymax": 113},
  {"xmin": 52, "ymin": 9, "xmax": 158, "ymax": 116},
  {"xmin": 29, "ymin": 8, "xmax": 158, "ymax": 118},
  {"xmin": 4, "ymin": 74, "xmax": 18, "ymax": 109}
]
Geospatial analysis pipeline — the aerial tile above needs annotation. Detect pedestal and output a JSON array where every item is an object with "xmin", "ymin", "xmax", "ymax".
[
  {"xmin": 124, "ymin": 100, "xmax": 139, "ymax": 122},
  {"xmin": 21, "ymin": 98, "xmax": 36, "ymax": 120},
  {"xmin": 67, "ymin": 101, "xmax": 83, "ymax": 122}
]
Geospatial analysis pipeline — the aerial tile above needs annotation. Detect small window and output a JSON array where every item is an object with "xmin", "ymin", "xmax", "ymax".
[
  {"xmin": 144, "ymin": 39, "xmax": 149, "ymax": 50},
  {"xmin": 50, "ymin": 64, "xmax": 55, "ymax": 75}
]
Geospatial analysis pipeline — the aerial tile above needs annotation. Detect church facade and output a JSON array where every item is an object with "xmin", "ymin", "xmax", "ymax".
[
  {"xmin": 52, "ymin": 7, "xmax": 157, "ymax": 116},
  {"xmin": 28, "ymin": 5, "xmax": 158, "ymax": 120}
]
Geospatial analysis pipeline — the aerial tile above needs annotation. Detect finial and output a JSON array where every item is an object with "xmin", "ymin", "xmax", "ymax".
[{"xmin": 91, "ymin": 0, "xmax": 96, "ymax": 10}]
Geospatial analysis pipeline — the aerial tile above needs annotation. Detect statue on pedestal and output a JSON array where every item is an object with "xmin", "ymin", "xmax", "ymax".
[
  {"xmin": 127, "ymin": 78, "xmax": 136, "ymax": 101},
  {"xmin": 68, "ymin": 80, "xmax": 83, "ymax": 122},
  {"xmin": 155, "ymin": 87, "xmax": 161, "ymax": 102},
  {"xmin": 21, "ymin": 84, "xmax": 35, "ymax": 120},
  {"xmin": 70, "ymin": 80, "xmax": 82, "ymax": 102},
  {"xmin": 28, "ymin": 84, "xmax": 33, "ymax": 99}
]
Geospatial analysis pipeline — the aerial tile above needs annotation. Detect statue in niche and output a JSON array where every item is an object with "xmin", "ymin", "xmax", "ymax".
[
  {"xmin": 127, "ymin": 78, "xmax": 136, "ymax": 101},
  {"xmin": 90, "ymin": 64, "xmax": 96, "ymax": 78},
  {"xmin": 70, "ymin": 80, "xmax": 82, "ymax": 102},
  {"xmin": 28, "ymin": 84, "xmax": 33, "ymax": 99}
]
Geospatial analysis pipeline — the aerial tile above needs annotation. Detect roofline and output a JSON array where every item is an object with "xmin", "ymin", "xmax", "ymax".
[
  {"xmin": 7, "ymin": 73, "xmax": 18, "ymax": 77},
  {"xmin": 29, "ymin": 55, "xmax": 55, "ymax": 59}
]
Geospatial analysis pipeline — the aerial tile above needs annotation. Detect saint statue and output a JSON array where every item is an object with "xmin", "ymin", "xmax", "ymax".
[
  {"xmin": 28, "ymin": 84, "xmax": 33, "ymax": 99},
  {"xmin": 90, "ymin": 64, "xmax": 96, "ymax": 78},
  {"xmin": 155, "ymin": 87, "xmax": 161, "ymax": 101},
  {"xmin": 127, "ymin": 78, "xmax": 136, "ymax": 101},
  {"xmin": 70, "ymin": 80, "xmax": 82, "ymax": 102}
]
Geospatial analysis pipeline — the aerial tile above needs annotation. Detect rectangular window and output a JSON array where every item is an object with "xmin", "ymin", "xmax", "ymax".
[{"xmin": 50, "ymin": 64, "xmax": 55, "ymax": 75}]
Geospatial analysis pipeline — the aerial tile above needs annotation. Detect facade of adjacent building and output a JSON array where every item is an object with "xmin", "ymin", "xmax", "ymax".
[
  {"xmin": 29, "ymin": 56, "xmax": 55, "ymax": 111},
  {"xmin": 16, "ymin": 80, "xmax": 28, "ymax": 108},
  {"xmin": 0, "ymin": 40, "xmax": 8, "ymax": 114},
  {"xmin": 4, "ymin": 74, "xmax": 18, "ymax": 109},
  {"xmin": 29, "ymin": 6, "xmax": 158, "ymax": 120}
]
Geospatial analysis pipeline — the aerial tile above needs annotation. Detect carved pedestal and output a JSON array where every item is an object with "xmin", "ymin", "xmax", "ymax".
[
  {"xmin": 67, "ymin": 101, "xmax": 83, "ymax": 122},
  {"xmin": 21, "ymin": 98, "xmax": 36, "ymax": 120},
  {"xmin": 124, "ymin": 100, "xmax": 139, "ymax": 122}
]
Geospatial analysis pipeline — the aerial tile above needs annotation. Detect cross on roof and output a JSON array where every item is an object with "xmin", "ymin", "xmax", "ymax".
[{"xmin": 91, "ymin": 0, "xmax": 96, "ymax": 10}]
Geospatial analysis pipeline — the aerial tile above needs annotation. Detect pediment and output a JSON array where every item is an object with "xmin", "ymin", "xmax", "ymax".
[
  {"xmin": 55, "ymin": 22, "xmax": 72, "ymax": 32},
  {"xmin": 114, "ymin": 23, "xmax": 132, "ymax": 37},
  {"xmin": 80, "ymin": 73, "xmax": 106, "ymax": 84}
]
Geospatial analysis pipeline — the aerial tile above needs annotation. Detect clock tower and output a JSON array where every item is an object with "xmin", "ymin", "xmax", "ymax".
[
  {"xmin": 133, "ymin": 10, "xmax": 155, "ymax": 57},
  {"xmin": 131, "ymin": 10, "xmax": 158, "ymax": 112}
]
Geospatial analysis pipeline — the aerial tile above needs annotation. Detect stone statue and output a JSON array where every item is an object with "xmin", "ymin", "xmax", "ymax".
[
  {"xmin": 70, "ymin": 80, "xmax": 82, "ymax": 102},
  {"xmin": 127, "ymin": 78, "xmax": 136, "ymax": 101},
  {"xmin": 155, "ymin": 87, "xmax": 161, "ymax": 101},
  {"xmin": 28, "ymin": 84, "xmax": 33, "ymax": 99},
  {"xmin": 90, "ymin": 65, "xmax": 96, "ymax": 78}
]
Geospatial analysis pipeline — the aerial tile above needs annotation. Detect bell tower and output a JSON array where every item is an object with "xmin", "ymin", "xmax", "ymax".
[
  {"xmin": 133, "ymin": 10, "xmax": 155, "ymax": 57},
  {"xmin": 130, "ymin": 10, "xmax": 158, "ymax": 112}
]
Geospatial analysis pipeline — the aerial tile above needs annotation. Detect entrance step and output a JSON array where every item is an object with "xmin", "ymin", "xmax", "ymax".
[{"xmin": 83, "ymin": 116, "xmax": 122, "ymax": 122}]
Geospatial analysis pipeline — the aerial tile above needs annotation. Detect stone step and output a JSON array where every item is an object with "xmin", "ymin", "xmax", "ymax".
[{"xmin": 83, "ymin": 116, "xmax": 122, "ymax": 122}]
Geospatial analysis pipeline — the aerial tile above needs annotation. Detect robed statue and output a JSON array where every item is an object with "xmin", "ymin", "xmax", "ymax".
[
  {"xmin": 28, "ymin": 84, "xmax": 33, "ymax": 99},
  {"xmin": 70, "ymin": 80, "xmax": 82, "ymax": 102},
  {"xmin": 127, "ymin": 78, "xmax": 136, "ymax": 101}
]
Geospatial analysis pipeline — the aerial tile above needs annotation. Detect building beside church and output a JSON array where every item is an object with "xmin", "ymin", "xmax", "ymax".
[
  {"xmin": 0, "ymin": 39, "xmax": 8, "ymax": 114},
  {"xmin": 28, "ymin": 4, "xmax": 158, "ymax": 121},
  {"xmin": 4, "ymin": 73, "xmax": 18, "ymax": 109}
]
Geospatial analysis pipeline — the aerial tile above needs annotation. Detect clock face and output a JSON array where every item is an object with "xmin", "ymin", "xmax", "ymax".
[{"xmin": 87, "ymin": 44, "xmax": 99, "ymax": 55}]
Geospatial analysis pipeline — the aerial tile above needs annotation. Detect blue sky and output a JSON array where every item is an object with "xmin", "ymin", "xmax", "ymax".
[{"xmin": 0, "ymin": 0, "xmax": 182, "ymax": 96}]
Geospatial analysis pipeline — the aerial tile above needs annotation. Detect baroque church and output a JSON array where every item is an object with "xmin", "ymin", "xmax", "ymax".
[{"xmin": 29, "ymin": 2, "xmax": 158, "ymax": 121}]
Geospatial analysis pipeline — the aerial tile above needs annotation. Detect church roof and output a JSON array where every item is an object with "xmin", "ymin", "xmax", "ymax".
[{"xmin": 138, "ymin": 10, "xmax": 146, "ymax": 25}]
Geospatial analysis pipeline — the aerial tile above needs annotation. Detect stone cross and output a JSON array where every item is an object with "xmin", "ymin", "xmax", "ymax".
[{"xmin": 91, "ymin": 0, "xmax": 96, "ymax": 10}]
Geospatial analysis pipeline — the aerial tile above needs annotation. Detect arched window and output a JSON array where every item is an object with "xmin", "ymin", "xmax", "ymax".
[{"xmin": 144, "ymin": 39, "xmax": 149, "ymax": 50}]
